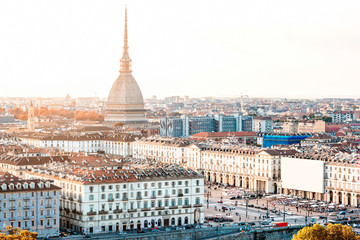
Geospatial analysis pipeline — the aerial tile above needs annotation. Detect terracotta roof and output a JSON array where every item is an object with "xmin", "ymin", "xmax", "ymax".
[
  {"xmin": 0, "ymin": 154, "xmax": 69, "ymax": 166},
  {"xmin": 0, "ymin": 171, "xmax": 61, "ymax": 193},
  {"xmin": 28, "ymin": 165, "xmax": 202, "ymax": 184}
]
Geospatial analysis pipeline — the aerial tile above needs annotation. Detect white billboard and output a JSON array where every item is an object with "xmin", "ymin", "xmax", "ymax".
[{"xmin": 281, "ymin": 157, "xmax": 325, "ymax": 193}]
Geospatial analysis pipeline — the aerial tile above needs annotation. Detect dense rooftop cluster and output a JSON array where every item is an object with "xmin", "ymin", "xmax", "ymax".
[{"xmin": 30, "ymin": 163, "xmax": 202, "ymax": 184}]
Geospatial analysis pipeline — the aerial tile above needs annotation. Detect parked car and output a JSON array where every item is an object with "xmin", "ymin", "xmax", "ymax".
[
  {"xmin": 218, "ymin": 200, "xmax": 223, "ymax": 203},
  {"xmin": 229, "ymin": 206, "xmax": 236, "ymax": 210},
  {"xmin": 347, "ymin": 209, "xmax": 354, "ymax": 213},
  {"xmin": 230, "ymin": 196, "xmax": 236, "ymax": 200},
  {"xmin": 222, "ymin": 206, "xmax": 229, "ymax": 210},
  {"xmin": 288, "ymin": 212, "xmax": 294, "ymax": 215},
  {"xmin": 329, "ymin": 212, "xmax": 337, "ymax": 216}
]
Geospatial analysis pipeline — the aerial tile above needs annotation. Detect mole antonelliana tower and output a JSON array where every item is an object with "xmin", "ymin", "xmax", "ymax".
[{"xmin": 105, "ymin": 6, "xmax": 147, "ymax": 124}]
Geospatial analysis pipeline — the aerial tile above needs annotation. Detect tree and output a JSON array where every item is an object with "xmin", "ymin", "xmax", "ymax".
[
  {"xmin": 293, "ymin": 223, "xmax": 360, "ymax": 240},
  {"xmin": 308, "ymin": 113, "xmax": 315, "ymax": 119},
  {"xmin": 114, "ymin": 122, "xmax": 124, "ymax": 127},
  {"xmin": 322, "ymin": 116, "xmax": 332, "ymax": 123},
  {"xmin": 0, "ymin": 226, "xmax": 38, "ymax": 240}
]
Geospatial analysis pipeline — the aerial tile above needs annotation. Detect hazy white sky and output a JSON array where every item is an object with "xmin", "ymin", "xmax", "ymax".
[{"xmin": 0, "ymin": 0, "xmax": 360, "ymax": 99}]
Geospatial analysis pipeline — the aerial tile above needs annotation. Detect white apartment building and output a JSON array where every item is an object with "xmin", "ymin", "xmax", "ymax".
[
  {"xmin": 25, "ymin": 165, "xmax": 204, "ymax": 234},
  {"xmin": 331, "ymin": 110, "xmax": 360, "ymax": 123},
  {"xmin": 252, "ymin": 117, "xmax": 273, "ymax": 133},
  {"xmin": 17, "ymin": 132, "xmax": 139, "ymax": 156},
  {"xmin": 0, "ymin": 172, "xmax": 60, "ymax": 237},
  {"xmin": 132, "ymin": 138, "xmax": 190, "ymax": 164}
]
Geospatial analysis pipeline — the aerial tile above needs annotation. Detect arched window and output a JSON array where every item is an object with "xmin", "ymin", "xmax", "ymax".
[{"xmin": 178, "ymin": 217, "xmax": 182, "ymax": 226}]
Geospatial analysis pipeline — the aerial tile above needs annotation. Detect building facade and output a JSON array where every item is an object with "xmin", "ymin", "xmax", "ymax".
[
  {"xmin": 331, "ymin": 110, "xmax": 360, "ymax": 123},
  {"xmin": 186, "ymin": 147, "xmax": 296, "ymax": 194},
  {"xmin": 282, "ymin": 120, "xmax": 326, "ymax": 134},
  {"xmin": 25, "ymin": 166, "xmax": 204, "ymax": 234},
  {"xmin": 280, "ymin": 153, "xmax": 360, "ymax": 207},
  {"xmin": 0, "ymin": 172, "xmax": 60, "ymax": 237},
  {"xmin": 160, "ymin": 114, "xmax": 253, "ymax": 137},
  {"xmin": 17, "ymin": 132, "xmax": 138, "ymax": 157},
  {"xmin": 252, "ymin": 117, "xmax": 273, "ymax": 133},
  {"xmin": 132, "ymin": 138, "xmax": 190, "ymax": 164}
]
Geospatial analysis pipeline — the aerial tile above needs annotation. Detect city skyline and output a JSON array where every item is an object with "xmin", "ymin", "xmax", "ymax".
[{"xmin": 0, "ymin": 0, "xmax": 360, "ymax": 99}]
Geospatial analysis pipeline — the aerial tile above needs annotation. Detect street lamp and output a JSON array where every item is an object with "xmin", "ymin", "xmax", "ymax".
[
  {"xmin": 245, "ymin": 198, "xmax": 249, "ymax": 218},
  {"xmin": 283, "ymin": 202, "xmax": 286, "ymax": 222},
  {"xmin": 207, "ymin": 192, "xmax": 210, "ymax": 209}
]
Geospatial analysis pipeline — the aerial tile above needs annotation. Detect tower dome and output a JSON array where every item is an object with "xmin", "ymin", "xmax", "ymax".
[{"xmin": 105, "ymin": 6, "xmax": 147, "ymax": 124}]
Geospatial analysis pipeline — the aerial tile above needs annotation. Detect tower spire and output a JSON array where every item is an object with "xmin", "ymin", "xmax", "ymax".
[{"xmin": 119, "ymin": 4, "xmax": 132, "ymax": 73}]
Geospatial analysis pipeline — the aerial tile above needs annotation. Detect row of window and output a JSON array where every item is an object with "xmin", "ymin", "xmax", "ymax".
[
  {"xmin": 3, "ymin": 208, "xmax": 57, "ymax": 218},
  {"xmin": 89, "ymin": 197, "xmax": 202, "ymax": 212},
  {"xmin": 2, "ymin": 198, "xmax": 55, "ymax": 208},
  {"xmin": 89, "ymin": 188, "xmax": 201, "ymax": 201},
  {"xmin": 2, "ymin": 218, "xmax": 57, "ymax": 229}
]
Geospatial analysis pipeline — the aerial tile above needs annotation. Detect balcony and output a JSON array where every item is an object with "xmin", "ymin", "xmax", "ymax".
[
  {"xmin": 75, "ymin": 210, "xmax": 83, "ymax": 215},
  {"xmin": 128, "ymin": 209, "xmax": 137, "ymax": 213},
  {"xmin": 23, "ymin": 206, "xmax": 30, "ymax": 209},
  {"xmin": 108, "ymin": 199, "xmax": 114, "ymax": 202},
  {"xmin": 87, "ymin": 211, "xmax": 97, "ymax": 216},
  {"xmin": 169, "ymin": 206, "xmax": 178, "ymax": 209},
  {"xmin": 141, "ymin": 208, "xmax": 150, "ymax": 211},
  {"xmin": 178, "ymin": 194, "xmax": 183, "ymax": 197},
  {"xmin": 155, "ymin": 207, "xmax": 165, "ymax": 210},
  {"xmin": 98, "ymin": 210, "xmax": 109, "ymax": 215},
  {"xmin": 182, "ymin": 205, "xmax": 191, "ymax": 208},
  {"xmin": 45, "ymin": 195, "xmax": 52, "ymax": 199},
  {"xmin": 136, "ymin": 196, "xmax": 142, "ymax": 200},
  {"xmin": 164, "ymin": 195, "xmax": 170, "ymax": 198},
  {"xmin": 122, "ymin": 197, "xmax": 128, "ymax": 201},
  {"xmin": 151, "ymin": 196, "xmax": 156, "ymax": 199},
  {"xmin": 194, "ymin": 204, "xmax": 203, "ymax": 207},
  {"xmin": 113, "ymin": 209, "xmax": 123, "ymax": 214}
]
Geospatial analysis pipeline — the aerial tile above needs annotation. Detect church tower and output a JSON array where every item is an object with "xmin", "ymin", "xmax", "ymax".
[
  {"xmin": 105, "ymin": 6, "xmax": 147, "ymax": 124},
  {"xmin": 28, "ymin": 101, "xmax": 35, "ymax": 131}
]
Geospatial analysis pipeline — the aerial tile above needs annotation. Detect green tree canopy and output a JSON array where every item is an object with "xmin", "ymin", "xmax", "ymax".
[{"xmin": 293, "ymin": 223, "xmax": 360, "ymax": 240}]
